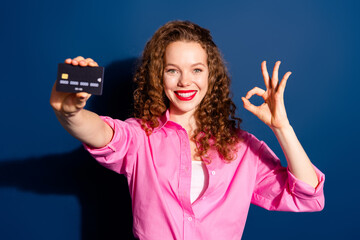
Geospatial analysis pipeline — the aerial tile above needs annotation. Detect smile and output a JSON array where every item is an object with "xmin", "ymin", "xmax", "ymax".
[{"xmin": 174, "ymin": 90, "xmax": 197, "ymax": 101}]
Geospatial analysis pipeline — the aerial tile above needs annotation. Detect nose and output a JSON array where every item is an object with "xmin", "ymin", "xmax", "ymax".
[{"xmin": 177, "ymin": 72, "xmax": 192, "ymax": 87}]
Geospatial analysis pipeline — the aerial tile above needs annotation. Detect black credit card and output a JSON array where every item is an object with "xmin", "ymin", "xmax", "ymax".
[{"xmin": 56, "ymin": 63, "xmax": 104, "ymax": 95}]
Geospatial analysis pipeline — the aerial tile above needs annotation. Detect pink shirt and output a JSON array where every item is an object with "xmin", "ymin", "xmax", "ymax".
[{"xmin": 84, "ymin": 111, "xmax": 325, "ymax": 240}]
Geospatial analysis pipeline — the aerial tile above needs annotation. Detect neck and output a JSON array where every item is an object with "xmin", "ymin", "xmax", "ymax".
[{"xmin": 169, "ymin": 109, "xmax": 197, "ymax": 136}]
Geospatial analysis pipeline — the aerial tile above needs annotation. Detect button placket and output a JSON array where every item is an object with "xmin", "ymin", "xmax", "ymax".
[{"xmin": 177, "ymin": 128, "xmax": 196, "ymax": 226}]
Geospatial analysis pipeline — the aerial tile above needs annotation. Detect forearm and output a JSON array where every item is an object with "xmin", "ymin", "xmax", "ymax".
[
  {"xmin": 272, "ymin": 125, "xmax": 319, "ymax": 188},
  {"xmin": 55, "ymin": 109, "xmax": 114, "ymax": 148}
]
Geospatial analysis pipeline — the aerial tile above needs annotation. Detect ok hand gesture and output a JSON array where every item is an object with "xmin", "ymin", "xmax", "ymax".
[{"xmin": 242, "ymin": 61, "xmax": 292, "ymax": 130}]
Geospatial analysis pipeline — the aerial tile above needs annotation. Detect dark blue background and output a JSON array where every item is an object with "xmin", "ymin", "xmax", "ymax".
[{"xmin": 1, "ymin": 0, "xmax": 358, "ymax": 239}]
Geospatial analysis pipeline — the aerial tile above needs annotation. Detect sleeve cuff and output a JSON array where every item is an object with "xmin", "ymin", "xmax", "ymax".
[{"xmin": 287, "ymin": 165, "xmax": 325, "ymax": 199}]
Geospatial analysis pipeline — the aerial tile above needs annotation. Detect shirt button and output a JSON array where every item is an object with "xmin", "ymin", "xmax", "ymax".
[
  {"xmin": 211, "ymin": 171, "xmax": 216, "ymax": 175},
  {"xmin": 188, "ymin": 217, "xmax": 193, "ymax": 221}
]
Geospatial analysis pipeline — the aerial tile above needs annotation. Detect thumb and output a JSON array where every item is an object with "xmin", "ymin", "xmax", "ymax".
[
  {"xmin": 241, "ymin": 97, "xmax": 258, "ymax": 115},
  {"xmin": 75, "ymin": 92, "xmax": 91, "ymax": 109}
]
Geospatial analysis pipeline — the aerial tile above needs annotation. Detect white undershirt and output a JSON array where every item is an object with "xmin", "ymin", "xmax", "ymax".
[{"xmin": 190, "ymin": 161, "xmax": 209, "ymax": 203}]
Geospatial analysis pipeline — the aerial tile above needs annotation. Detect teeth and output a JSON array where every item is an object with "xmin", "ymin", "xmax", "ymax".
[{"xmin": 177, "ymin": 91, "xmax": 196, "ymax": 97}]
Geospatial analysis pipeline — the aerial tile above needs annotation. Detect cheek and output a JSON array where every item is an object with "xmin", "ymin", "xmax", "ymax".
[
  {"xmin": 163, "ymin": 75, "xmax": 178, "ymax": 90},
  {"xmin": 163, "ymin": 77, "xmax": 170, "ymax": 92},
  {"xmin": 199, "ymin": 74, "xmax": 209, "ymax": 90},
  {"xmin": 163, "ymin": 77, "xmax": 173, "ymax": 99}
]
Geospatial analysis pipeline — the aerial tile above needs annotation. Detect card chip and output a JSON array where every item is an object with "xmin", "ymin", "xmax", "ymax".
[{"xmin": 61, "ymin": 73, "xmax": 69, "ymax": 79}]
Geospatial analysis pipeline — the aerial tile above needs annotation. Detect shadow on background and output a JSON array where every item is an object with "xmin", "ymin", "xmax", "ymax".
[{"xmin": 0, "ymin": 58, "xmax": 139, "ymax": 240}]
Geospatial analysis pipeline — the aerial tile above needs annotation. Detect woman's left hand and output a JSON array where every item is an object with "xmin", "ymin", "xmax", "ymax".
[{"xmin": 242, "ymin": 61, "xmax": 292, "ymax": 130}]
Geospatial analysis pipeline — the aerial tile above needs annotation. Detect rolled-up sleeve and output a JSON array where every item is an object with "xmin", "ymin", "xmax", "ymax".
[
  {"xmin": 287, "ymin": 165, "xmax": 325, "ymax": 200},
  {"xmin": 83, "ymin": 116, "xmax": 140, "ymax": 175},
  {"xmin": 251, "ymin": 140, "xmax": 325, "ymax": 212}
]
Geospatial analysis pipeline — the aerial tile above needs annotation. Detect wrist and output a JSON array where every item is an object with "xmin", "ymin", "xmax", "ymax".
[
  {"xmin": 55, "ymin": 108, "xmax": 85, "ymax": 125},
  {"xmin": 270, "ymin": 123, "xmax": 293, "ymax": 135}
]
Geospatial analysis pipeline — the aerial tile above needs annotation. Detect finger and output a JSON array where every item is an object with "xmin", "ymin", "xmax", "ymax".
[
  {"xmin": 76, "ymin": 92, "xmax": 91, "ymax": 101},
  {"xmin": 79, "ymin": 58, "xmax": 98, "ymax": 67},
  {"xmin": 72, "ymin": 56, "xmax": 85, "ymax": 66},
  {"xmin": 261, "ymin": 61, "xmax": 270, "ymax": 89},
  {"xmin": 241, "ymin": 97, "xmax": 258, "ymax": 116},
  {"xmin": 89, "ymin": 61, "xmax": 98, "ymax": 67},
  {"xmin": 85, "ymin": 58, "xmax": 99, "ymax": 67},
  {"xmin": 84, "ymin": 58, "xmax": 94, "ymax": 63},
  {"xmin": 50, "ymin": 82, "xmax": 63, "ymax": 111},
  {"xmin": 278, "ymin": 71, "xmax": 292, "ymax": 95},
  {"xmin": 79, "ymin": 60, "xmax": 88, "ymax": 67},
  {"xmin": 74, "ymin": 56, "xmax": 85, "ymax": 62},
  {"xmin": 271, "ymin": 61, "xmax": 281, "ymax": 89},
  {"xmin": 245, "ymin": 87, "xmax": 266, "ymax": 100},
  {"xmin": 65, "ymin": 58, "xmax": 79, "ymax": 66}
]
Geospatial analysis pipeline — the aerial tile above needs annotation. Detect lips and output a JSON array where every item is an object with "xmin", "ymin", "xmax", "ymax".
[{"xmin": 174, "ymin": 90, "xmax": 197, "ymax": 101}]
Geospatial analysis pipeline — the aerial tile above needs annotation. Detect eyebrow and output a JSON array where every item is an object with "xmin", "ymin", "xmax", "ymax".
[
  {"xmin": 164, "ymin": 62, "xmax": 207, "ymax": 68},
  {"xmin": 191, "ymin": 63, "xmax": 207, "ymax": 67}
]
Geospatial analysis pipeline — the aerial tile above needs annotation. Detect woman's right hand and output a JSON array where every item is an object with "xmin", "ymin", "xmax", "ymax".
[
  {"xmin": 50, "ymin": 56, "xmax": 98, "ymax": 117},
  {"xmin": 50, "ymin": 56, "xmax": 113, "ymax": 148}
]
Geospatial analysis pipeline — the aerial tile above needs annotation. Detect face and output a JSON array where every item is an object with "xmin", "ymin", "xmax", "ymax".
[{"xmin": 163, "ymin": 41, "xmax": 209, "ymax": 117}]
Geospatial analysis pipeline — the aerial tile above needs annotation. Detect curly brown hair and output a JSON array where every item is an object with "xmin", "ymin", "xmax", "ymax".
[{"xmin": 133, "ymin": 20, "xmax": 242, "ymax": 162}]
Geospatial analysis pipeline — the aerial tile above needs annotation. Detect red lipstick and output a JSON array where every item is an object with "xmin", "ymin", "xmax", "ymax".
[{"xmin": 174, "ymin": 90, "xmax": 197, "ymax": 101}]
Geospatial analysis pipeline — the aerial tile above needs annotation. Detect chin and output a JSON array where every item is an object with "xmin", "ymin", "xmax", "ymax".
[{"xmin": 171, "ymin": 103, "xmax": 198, "ymax": 115}]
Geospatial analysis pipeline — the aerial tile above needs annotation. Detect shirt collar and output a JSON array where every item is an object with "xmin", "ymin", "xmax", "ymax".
[
  {"xmin": 158, "ymin": 109, "xmax": 170, "ymax": 129},
  {"xmin": 153, "ymin": 109, "xmax": 187, "ymax": 132},
  {"xmin": 152, "ymin": 109, "xmax": 175, "ymax": 132}
]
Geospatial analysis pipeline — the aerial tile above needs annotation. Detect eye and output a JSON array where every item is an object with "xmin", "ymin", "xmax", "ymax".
[
  {"xmin": 166, "ymin": 69, "xmax": 178, "ymax": 74},
  {"xmin": 194, "ymin": 68, "xmax": 202, "ymax": 73}
]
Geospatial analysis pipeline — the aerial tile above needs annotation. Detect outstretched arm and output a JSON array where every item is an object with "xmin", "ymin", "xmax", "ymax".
[
  {"xmin": 50, "ymin": 57, "xmax": 114, "ymax": 148},
  {"xmin": 242, "ymin": 61, "xmax": 319, "ymax": 188}
]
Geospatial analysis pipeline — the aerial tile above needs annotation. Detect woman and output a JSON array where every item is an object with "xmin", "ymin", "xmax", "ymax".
[{"xmin": 50, "ymin": 20, "xmax": 324, "ymax": 240}]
